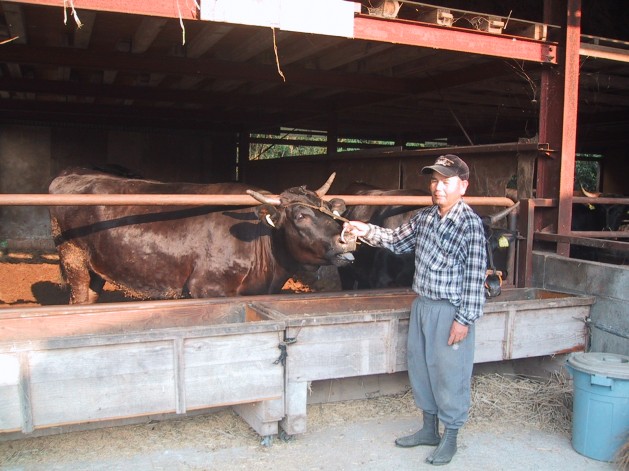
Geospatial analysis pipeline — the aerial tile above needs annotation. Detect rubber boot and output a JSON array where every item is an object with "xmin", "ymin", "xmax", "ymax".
[
  {"xmin": 395, "ymin": 412, "xmax": 440, "ymax": 447},
  {"xmin": 426, "ymin": 427, "xmax": 458, "ymax": 465}
]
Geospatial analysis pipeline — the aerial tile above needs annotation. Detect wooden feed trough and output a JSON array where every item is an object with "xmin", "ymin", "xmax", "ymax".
[
  {"xmin": 255, "ymin": 288, "xmax": 595, "ymax": 436},
  {"xmin": 0, "ymin": 288, "xmax": 594, "ymax": 441},
  {"xmin": 0, "ymin": 298, "xmax": 286, "ymax": 442}
]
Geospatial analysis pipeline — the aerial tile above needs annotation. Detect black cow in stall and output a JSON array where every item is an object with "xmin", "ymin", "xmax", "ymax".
[
  {"xmin": 49, "ymin": 168, "xmax": 356, "ymax": 304},
  {"xmin": 571, "ymin": 187, "xmax": 629, "ymax": 264},
  {"xmin": 337, "ymin": 183, "xmax": 427, "ymax": 290},
  {"xmin": 338, "ymin": 182, "xmax": 518, "ymax": 295}
]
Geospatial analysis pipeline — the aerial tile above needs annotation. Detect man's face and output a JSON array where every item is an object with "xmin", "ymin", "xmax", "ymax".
[{"xmin": 429, "ymin": 172, "xmax": 468, "ymax": 215}]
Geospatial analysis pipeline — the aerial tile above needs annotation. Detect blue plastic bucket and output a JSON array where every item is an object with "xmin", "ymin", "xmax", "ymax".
[{"xmin": 566, "ymin": 352, "xmax": 629, "ymax": 462}]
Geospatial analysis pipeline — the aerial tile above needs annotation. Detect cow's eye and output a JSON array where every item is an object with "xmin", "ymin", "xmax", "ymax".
[{"xmin": 292, "ymin": 206, "xmax": 315, "ymax": 223}]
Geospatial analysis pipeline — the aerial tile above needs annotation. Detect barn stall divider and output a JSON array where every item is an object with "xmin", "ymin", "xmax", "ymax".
[{"xmin": 0, "ymin": 288, "xmax": 594, "ymax": 443}]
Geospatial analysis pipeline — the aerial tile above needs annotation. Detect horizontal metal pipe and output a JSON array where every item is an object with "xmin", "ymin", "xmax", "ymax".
[
  {"xmin": 535, "ymin": 232, "xmax": 629, "ymax": 251},
  {"xmin": 570, "ymin": 231, "xmax": 629, "ymax": 239},
  {"xmin": 0, "ymin": 194, "xmax": 516, "ymax": 207},
  {"xmin": 572, "ymin": 197, "xmax": 629, "ymax": 205}
]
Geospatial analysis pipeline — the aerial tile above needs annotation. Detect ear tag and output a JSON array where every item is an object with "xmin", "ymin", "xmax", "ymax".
[
  {"xmin": 498, "ymin": 236, "xmax": 510, "ymax": 248},
  {"xmin": 265, "ymin": 214, "xmax": 276, "ymax": 228}
]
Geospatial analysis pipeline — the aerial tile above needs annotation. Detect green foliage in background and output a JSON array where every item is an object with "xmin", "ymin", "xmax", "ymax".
[{"xmin": 574, "ymin": 160, "xmax": 601, "ymax": 191}]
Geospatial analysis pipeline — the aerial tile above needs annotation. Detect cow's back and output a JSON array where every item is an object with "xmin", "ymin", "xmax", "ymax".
[
  {"xmin": 49, "ymin": 168, "xmax": 267, "ymax": 302},
  {"xmin": 49, "ymin": 167, "xmax": 252, "ymax": 196}
]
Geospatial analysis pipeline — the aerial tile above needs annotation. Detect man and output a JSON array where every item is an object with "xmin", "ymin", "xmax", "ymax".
[{"xmin": 343, "ymin": 154, "xmax": 487, "ymax": 465}]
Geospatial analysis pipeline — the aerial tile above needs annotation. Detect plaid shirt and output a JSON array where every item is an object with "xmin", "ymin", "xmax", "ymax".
[{"xmin": 362, "ymin": 200, "xmax": 487, "ymax": 325}]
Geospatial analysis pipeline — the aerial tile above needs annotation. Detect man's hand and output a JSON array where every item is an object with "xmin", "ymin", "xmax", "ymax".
[
  {"xmin": 448, "ymin": 321, "xmax": 469, "ymax": 346},
  {"xmin": 343, "ymin": 221, "xmax": 370, "ymax": 238}
]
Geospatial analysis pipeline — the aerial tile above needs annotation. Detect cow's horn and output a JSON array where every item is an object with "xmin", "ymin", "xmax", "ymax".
[
  {"xmin": 488, "ymin": 201, "xmax": 521, "ymax": 225},
  {"xmin": 246, "ymin": 189, "xmax": 280, "ymax": 205},
  {"xmin": 580, "ymin": 184, "xmax": 601, "ymax": 198},
  {"xmin": 315, "ymin": 172, "xmax": 336, "ymax": 196}
]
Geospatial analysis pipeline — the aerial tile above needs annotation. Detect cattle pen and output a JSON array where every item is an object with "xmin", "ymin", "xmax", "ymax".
[{"xmin": 0, "ymin": 189, "xmax": 618, "ymax": 444}]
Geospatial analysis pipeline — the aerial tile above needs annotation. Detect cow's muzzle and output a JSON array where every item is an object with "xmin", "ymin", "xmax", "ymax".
[{"xmin": 340, "ymin": 225, "xmax": 358, "ymax": 252}]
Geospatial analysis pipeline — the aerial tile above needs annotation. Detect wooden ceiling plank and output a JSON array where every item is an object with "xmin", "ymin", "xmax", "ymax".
[
  {"xmin": 238, "ymin": 33, "xmax": 343, "ymax": 96},
  {"xmin": 275, "ymin": 33, "xmax": 341, "ymax": 66},
  {"xmin": 132, "ymin": 16, "xmax": 168, "ymax": 53},
  {"xmin": 72, "ymin": 10, "xmax": 97, "ymax": 48},
  {"xmin": 186, "ymin": 23, "xmax": 234, "ymax": 58},
  {"xmin": 0, "ymin": 44, "xmax": 429, "ymax": 95},
  {"xmin": 176, "ymin": 23, "xmax": 235, "ymax": 89},
  {"xmin": 214, "ymin": 28, "xmax": 276, "ymax": 62},
  {"xmin": 2, "ymin": 2, "xmax": 26, "ymax": 44},
  {"xmin": 353, "ymin": 46, "xmax": 436, "ymax": 76},
  {"xmin": 129, "ymin": 17, "xmax": 169, "ymax": 92},
  {"xmin": 316, "ymin": 41, "xmax": 392, "ymax": 71}
]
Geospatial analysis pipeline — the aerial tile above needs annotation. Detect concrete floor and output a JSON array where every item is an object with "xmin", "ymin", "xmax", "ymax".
[{"xmin": 1, "ymin": 415, "xmax": 615, "ymax": 471}]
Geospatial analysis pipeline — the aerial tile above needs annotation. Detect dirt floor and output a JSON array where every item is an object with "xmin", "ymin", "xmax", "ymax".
[
  {"xmin": 0, "ymin": 253, "xmax": 621, "ymax": 470},
  {"xmin": 0, "ymin": 251, "xmax": 132, "ymax": 306},
  {"xmin": 0, "ymin": 251, "xmax": 337, "ymax": 306}
]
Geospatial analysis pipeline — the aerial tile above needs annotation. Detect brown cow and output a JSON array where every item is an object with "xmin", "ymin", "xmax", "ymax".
[{"xmin": 49, "ymin": 167, "xmax": 355, "ymax": 303}]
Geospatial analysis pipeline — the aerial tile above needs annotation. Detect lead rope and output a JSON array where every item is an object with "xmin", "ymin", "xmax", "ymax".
[{"xmin": 284, "ymin": 201, "xmax": 374, "ymax": 247}]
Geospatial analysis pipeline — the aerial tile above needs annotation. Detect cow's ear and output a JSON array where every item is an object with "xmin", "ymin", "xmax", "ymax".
[
  {"xmin": 256, "ymin": 204, "xmax": 281, "ymax": 228},
  {"xmin": 328, "ymin": 198, "xmax": 346, "ymax": 217}
]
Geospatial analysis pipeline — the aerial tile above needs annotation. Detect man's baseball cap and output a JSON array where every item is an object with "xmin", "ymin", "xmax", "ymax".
[{"xmin": 421, "ymin": 154, "xmax": 469, "ymax": 181}]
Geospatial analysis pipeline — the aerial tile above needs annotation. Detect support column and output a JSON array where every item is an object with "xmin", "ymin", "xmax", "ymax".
[
  {"xmin": 556, "ymin": 0, "xmax": 581, "ymax": 255},
  {"xmin": 537, "ymin": 0, "xmax": 581, "ymax": 256}
]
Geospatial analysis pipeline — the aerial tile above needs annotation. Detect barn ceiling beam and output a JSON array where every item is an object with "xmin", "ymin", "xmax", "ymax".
[
  {"xmin": 0, "ymin": 44, "xmax": 428, "ymax": 95},
  {"xmin": 353, "ymin": 14, "xmax": 558, "ymax": 65},
  {"xmin": 0, "ymin": 77, "xmax": 325, "ymax": 112},
  {"xmin": 580, "ymin": 42, "xmax": 629, "ymax": 63},
  {"xmin": 0, "ymin": 46, "xmax": 536, "ymax": 130},
  {"xmin": 259, "ymin": 60, "xmax": 542, "ymax": 134},
  {"xmin": 0, "ymin": 99, "xmax": 247, "ymax": 130}
]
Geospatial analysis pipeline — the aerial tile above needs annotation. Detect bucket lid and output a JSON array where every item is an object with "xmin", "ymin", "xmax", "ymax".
[{"xmin": 567, "ymin": 352, "xmax": 629, "ymax": 380}]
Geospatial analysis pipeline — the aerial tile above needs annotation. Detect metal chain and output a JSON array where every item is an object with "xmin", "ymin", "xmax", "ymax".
[{"xmin": 273, "ymin": 320, "xmax": 306, "ymax": 366}]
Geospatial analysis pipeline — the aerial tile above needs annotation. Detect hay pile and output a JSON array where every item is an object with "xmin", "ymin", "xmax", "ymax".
[
  {"xmin": 468, "ymin": 372, "xmax": 573, "ymax": 434},
  {"xmin": 308, "ymin": 372, "xmax": 574, "ymax": 436},
  {"xmin": 617, "ymin": 438, "xmax": 629, "ymax": 470}
]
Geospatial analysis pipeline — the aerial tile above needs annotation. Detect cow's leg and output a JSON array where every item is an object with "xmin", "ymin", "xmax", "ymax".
[{"xmin": 57, "ymin": 243, "xmax": 98, "ymax": 304}]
